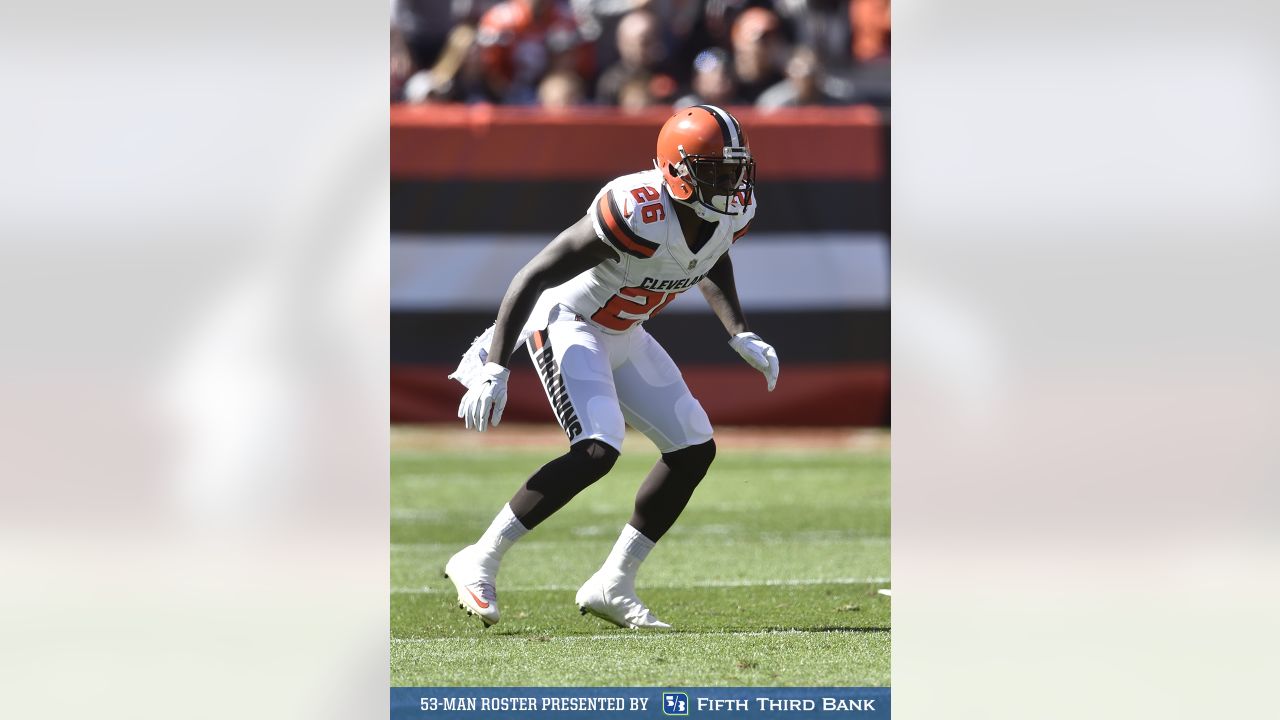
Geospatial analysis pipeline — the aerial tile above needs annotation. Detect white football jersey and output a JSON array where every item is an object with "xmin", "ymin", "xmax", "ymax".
[{"xmin": 528, "ymin": 169, "xmax": 756, "ymax": 335}]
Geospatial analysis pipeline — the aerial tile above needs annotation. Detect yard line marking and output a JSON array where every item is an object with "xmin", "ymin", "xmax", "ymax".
[
  {"xmin": 392, "ymin": 577, "xmax": 890, "ymax": 594},
  {"xmin": 392, "ymin": 628, "xmax": 888, "ymax": 643}
]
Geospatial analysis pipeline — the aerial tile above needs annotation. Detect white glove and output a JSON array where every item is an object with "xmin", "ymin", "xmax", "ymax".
[
  {"xmin": 458, "ymin": 362, "xmax": 510, "ymax": 431},
  {"xmin": 728, "ymin": 332, "xmax": 779, "ymax": 392}
]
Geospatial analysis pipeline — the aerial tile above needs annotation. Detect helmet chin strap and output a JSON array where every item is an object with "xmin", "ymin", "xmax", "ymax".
[{"xmin": 671, "ymin": 192, "xmax": 719, "ymax": 221}]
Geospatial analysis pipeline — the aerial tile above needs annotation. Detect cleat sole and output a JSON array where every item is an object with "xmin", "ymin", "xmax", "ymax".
[{"xmin": 581, "ymin": 605, "xmax": 629, "ymax": 629}]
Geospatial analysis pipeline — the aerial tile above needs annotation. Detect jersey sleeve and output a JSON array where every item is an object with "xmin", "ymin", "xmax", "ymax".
[{"xmin": 588, "ymin": 180, "xmax": 664, "ymax": 259}]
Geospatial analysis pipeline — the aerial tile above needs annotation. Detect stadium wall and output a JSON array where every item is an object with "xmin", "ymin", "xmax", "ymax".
[{"xmin": 391, "ymin": 105, "xmax": 889, "ymax": 426}]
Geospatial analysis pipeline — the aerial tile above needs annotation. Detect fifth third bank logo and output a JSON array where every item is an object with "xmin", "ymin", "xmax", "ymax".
[{"xmin": 662, "ymin": 692, "xmax": 689, "ymax": 716}]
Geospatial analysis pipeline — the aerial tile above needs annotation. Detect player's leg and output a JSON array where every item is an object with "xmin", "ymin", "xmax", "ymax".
[
  {"xmin": 629, "ymin": 437, "xmax": 716, "ymax": 539},
  {"xmin": 446, "ymin": 440, "xmax": 618, "ymax": 627},
  {"xmin": 511, "ymin": 309, "xmax": 627, "ymax": 522},
  {"xmin": 616, "ymin": 328, "xmax": 718, "ymax": 541},
  {"xmin": 575, "ymin": 328, "xmax": 716, "ymax": 629},
  {"xmin": 446, "ymin": 308, "xmax": 625, "ymax": 626}
]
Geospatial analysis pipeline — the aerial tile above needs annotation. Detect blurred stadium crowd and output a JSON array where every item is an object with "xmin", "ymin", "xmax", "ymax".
[{"xmin": 391, "ymin": 0, "xmax": 890, "ymax": 111}]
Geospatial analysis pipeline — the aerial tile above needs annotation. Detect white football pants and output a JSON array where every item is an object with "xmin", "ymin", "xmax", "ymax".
[{"xmin": 526, "ymin": 305, "xmax": 714, "ymax": 453}]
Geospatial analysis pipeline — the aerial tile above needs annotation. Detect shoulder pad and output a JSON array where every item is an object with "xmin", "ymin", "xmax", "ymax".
[{"xmin": 590, "ymin": 175, "xmax": 668, "ymax": 259}]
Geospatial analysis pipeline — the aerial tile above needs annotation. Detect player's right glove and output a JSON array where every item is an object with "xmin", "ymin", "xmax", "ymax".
[
  {"xmin": 728, "ymin": 332, "xmax": 779, "ymax": 392},
  {"xmin": 458, "ymin": 362, "xmax": 510, "ymax": 432}
]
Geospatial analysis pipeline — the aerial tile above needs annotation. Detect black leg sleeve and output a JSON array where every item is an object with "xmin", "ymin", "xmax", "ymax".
[
  {"xmin": 507, "ymin": 439, "xmax": 619, "ymax": 529},
  {"xmin": 629, "ymin": 439, "xmax": 717, "ymax": 542}
]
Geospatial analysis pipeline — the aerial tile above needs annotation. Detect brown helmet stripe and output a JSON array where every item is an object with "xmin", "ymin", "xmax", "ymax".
[{"xmin": 701, "ymin": 103, "xmax": 742, "ymax": 147}]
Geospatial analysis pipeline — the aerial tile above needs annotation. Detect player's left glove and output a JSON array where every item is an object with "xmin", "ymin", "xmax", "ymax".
[
  {"xmin": 458, "ymin": 362, "xmax": 510, "ymax": 431},
  {"xmin": 728, "ymin": 332, "xmax": 779, "ymax": 392}
]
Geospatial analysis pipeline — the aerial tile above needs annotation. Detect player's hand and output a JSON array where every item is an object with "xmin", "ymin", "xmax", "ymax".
[
  {"xmin": 728, "ymin": 332, "xmax": 779, "ymax": 392},
  {"xmin": 458, "ymin": 362, "xmax": 510, "ymax": 431}
]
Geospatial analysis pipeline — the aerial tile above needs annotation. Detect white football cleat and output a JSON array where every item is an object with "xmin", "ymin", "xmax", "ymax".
[
  {"xmin": 443, "ymin": 546, "xmax": 500, "ymax": 627},
  {"xmin": 575, "ymin": 572, "xmax": 671, "ymax": 629}
]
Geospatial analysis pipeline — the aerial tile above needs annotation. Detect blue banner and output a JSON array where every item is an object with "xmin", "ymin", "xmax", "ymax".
[{"xmin": 391, "ymin": 687, "xmax": 889, "ymax": 719}]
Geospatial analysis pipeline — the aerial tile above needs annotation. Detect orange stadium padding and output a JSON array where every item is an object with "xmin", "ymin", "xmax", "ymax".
[
  {"xmin": 392, "ymin": 364, "xmax": 889, "ymax": 427},
  {"xmin": 390, "ymin": 105, "xmax": 884, "ymax": 181}
]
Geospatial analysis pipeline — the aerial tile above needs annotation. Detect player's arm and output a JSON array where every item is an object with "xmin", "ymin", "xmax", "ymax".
[
  {"xmin": 698, "ymin": 252, "xmax": 749, "ymax": 336},
  {"xmin": 699, "ymin": 252, "xmax": 780, "ymax": 392},
  {"xmin": 459, "ymin": 215, "xmax": 617, "ymax": 431},
  {"xmin": 487, "ymin": 214, "xmax": 619, "ymax": 363}
]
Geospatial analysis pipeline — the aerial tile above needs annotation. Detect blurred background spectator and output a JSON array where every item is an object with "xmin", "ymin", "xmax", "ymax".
[
  {"xmin": 475, "ymin": 0, "xmax": 595, "ymax": 104},
  {"xmin": 402, "ymin": 25, "xmax": 482, "ymax": 104},
  {"xmin": 756, "ymin": 46, "xmax": 851, "ymax": 110},
  {"xmin": 846, "ymin": 0, "xmax": 891, "ymax": 106},
  {"xmin": 538, "ymin": 68, "xmax": 588, "ymax": 110},
  {"xmin": 774, "ymin": 0, "xmax": 852, "ymax": 71},
  {"xmin": 616, "ymin": 74, "xmax": 664, "ymax": 113},
  {"xmin": 851, "ymin": 0, "xmax": 890, "ymax": 63},
  {"xmin": 729, "ymin": 7, "xmax": 788, "ymax": 104},
  {"xmin": 391, "ymin": 26, "xmax": 415, "ymax": 102},
  {"xmin": 393, "ymin": 0, "xmax": 890, "ymax": 110},
  {"xmin": 673, "ymin": 48, "xmax": 736, "ymax": 109},
  {"xmin": 571, "ymin": 0, "xmax": 708, "ymax": 80},
  {"xmin": 392, "ymin": 0, "xmax": 463, "ymax": 71},
  {"xmin": 595, "ymin": 10, "xmax": 679, "ymax": 106}
]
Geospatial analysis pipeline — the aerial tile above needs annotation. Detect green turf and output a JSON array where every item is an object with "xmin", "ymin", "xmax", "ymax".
[{"xmin": 391, "ymin": 434, "xmax": 890, "ymax": 686}]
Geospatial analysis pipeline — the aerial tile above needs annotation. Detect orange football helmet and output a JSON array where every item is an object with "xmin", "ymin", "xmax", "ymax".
[{"xmin": 654, "ymin": 105, "xmax": 755, "ymax": 216}]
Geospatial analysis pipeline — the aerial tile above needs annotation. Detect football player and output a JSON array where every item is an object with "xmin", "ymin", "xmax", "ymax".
[{"xmin": 445, "ymin": 105, "xmax": 779, "ymax": 629}]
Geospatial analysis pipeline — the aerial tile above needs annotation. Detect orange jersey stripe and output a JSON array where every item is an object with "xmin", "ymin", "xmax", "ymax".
[{"xmin": 597, "ymin": 194, "xmax": 658, "ymax": 258}]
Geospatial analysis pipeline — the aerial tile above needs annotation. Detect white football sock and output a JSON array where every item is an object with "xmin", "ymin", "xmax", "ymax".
[
  {"xmin": 600, "ymin": 524, "xmax": 656, "ymax": 583},
  {"xmin": 473, "ymin": 504, "xmax": 528, "ymax": 568}
]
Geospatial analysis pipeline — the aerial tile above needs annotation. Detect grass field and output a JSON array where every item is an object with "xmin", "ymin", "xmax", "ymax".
[{"xmin": 391, "ymin": 426, "xmax": 890, "ymax": 687}]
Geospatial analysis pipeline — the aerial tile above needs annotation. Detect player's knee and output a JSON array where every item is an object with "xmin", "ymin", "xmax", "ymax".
[
  {"xmin": 570, "ymin": 438, "xmax": 620, "ymax": 480},
  {"xmin": 664, "ymin": 438, "xmax": 716, "ymax": 476}
]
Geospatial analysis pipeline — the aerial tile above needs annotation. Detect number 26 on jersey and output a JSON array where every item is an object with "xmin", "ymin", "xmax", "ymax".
[
  {"xmin": 591, "ymin": 285, "xmax": 676, "ymax": 331},
  {"xmin": 630, "ymin": 187, "xmax": 664, "ymax": 224}
]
